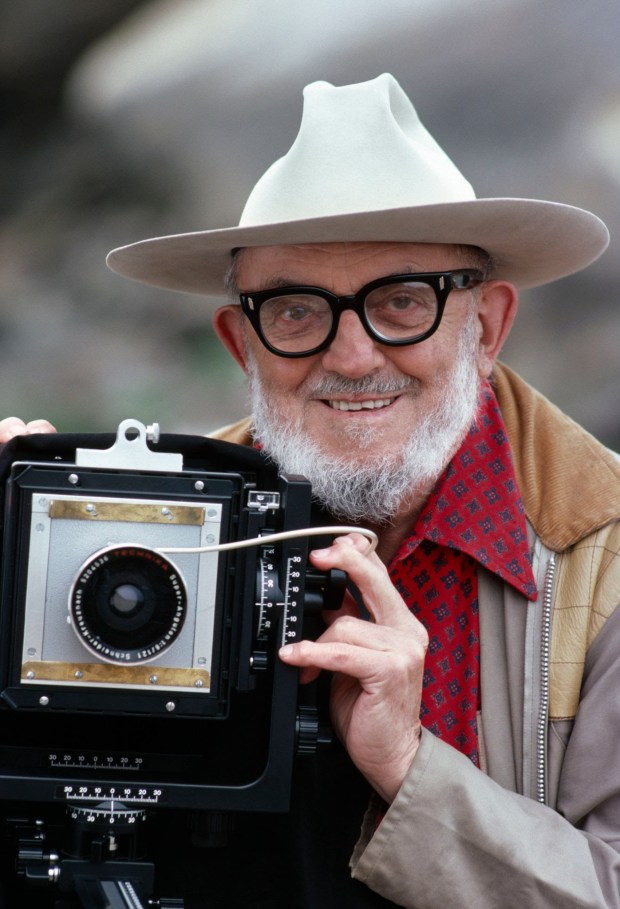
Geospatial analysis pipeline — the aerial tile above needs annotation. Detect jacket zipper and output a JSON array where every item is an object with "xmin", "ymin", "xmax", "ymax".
[{"xmin": 536, "ymin": 552, "xmax": 556, "ymax": 804}]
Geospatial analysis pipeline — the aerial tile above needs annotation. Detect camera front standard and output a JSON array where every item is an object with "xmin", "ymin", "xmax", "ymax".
[{"xmin": 0, "ymin": 420, "xmax": 344, "ymax": 817}]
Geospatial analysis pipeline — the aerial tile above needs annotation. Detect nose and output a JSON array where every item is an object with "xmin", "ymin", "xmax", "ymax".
[{"xmin": 319, "ymin": 309, "xmax": 387, "ymax": 377}]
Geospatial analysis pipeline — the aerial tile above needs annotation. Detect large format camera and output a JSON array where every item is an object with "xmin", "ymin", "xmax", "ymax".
[{"xmin": 0, "ymin": 421, "xmax": 347, "ymax": 907}]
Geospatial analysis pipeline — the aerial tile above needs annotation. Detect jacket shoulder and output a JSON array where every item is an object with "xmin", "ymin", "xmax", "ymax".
[
  {"xmin": 209, "ymin": 417, "xmax": 253, "ymax": 447},
  {"xmin": 493, "ymin": 362, "xmax": 620, "ymax": 551}
]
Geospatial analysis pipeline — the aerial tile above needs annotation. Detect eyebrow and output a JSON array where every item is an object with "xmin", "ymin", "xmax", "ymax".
[
  {"xmin": 254, "ymin": 264, "xmax": 425, "ymax": 292},
  {"xmin": 258, "ymin": 273, "xmax": 303, "ymax": 290}
]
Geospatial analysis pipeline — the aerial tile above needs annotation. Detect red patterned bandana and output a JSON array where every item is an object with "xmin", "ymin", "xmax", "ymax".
[{"xmin": 389, "ymin": 381, "xmax": 537, "ymax": 764}]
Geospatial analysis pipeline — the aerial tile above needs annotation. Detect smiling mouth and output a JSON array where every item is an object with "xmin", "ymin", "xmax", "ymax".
[{"xmin": 326, "ymin": 397, "xmax": 397, "ymax": 412}]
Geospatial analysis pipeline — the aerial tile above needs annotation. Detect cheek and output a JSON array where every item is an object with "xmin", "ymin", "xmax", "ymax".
[
  {"xmin": 251, "ymin": 349, "xmax": 316, "ymax": 397},
  {"xmin": 390, "ymin": 314, "xmax": 475, "ymax": 380},
  {"xmin": 383, "ymin": 342, "xmax": 448, "ymax": 385}
]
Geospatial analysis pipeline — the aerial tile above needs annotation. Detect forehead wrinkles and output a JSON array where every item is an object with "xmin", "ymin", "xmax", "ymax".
[
  {"xmin": 235, "ymin": 242, "xmax": 471, "ymax": 293},
  {"xmin": 240, "ymin": 262, "xmax": 442, "ymax": 295}
]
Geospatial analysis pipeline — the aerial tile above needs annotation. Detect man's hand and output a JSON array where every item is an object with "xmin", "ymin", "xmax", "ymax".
[
  {"xmin": 0, "ymin": 417, "xmax": 57, "ymax": 443},
  {"xmin": 279, "ymin": 533, "xmax": 428, "ymax": 803}
]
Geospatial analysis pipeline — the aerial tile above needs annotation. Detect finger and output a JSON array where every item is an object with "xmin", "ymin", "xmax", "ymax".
[
  {"xmin": 0, "ymin": 417, "xmax": 57, "ymax": 443},
  {"xmin": 312, "ymin": 532, "xmax": 372, "ymax": 557},
  {"xmin": 279, "ymin": 634, "xmax": 423, "ymax": 689},
  {"xmin": 279, "ymin": 636, "xmax": 379, "ymax": 677},
  {"xmin": 0, "ymin": 417, "xmax": 30, "ymax": 442},
  {"xmin": 25, "ymin": 419, "xmax": 57, "ymax": 435},
  {"xmin": 310, "ymin": 535, "xmax": 414, "ymax": 629},
  {"xmin": 317, "ymin": 613, "xmax": 425, "ymax": 653},
  {"xmin": 293, "ymin": 614, "xmax": 427, "ymax": 673}
]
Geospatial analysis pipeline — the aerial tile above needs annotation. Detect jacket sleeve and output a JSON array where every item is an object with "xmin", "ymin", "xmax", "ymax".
[{"xmin": 350, "ymin": 603, "xmax": 620, "ymax": 909}]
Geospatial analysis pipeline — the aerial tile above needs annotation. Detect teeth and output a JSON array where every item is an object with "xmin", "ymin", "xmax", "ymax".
[{"xmin": 328, "ymin": 398, "xmax": 395, "ymax": 411}]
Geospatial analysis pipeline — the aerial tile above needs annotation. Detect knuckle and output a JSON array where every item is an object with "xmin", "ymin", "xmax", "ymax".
[
  {"xmin": 330, "ymin": 614, "xmax": 359, "ymax": 635},
  {"xmin": 327, "ymin": 644, "xmax": 353, "ymax": 670}
]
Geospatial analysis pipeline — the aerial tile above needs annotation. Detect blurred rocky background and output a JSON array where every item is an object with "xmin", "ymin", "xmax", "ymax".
[{"xmin": 1, "ymin": 0, "xmax": 619, "ymax": 444}]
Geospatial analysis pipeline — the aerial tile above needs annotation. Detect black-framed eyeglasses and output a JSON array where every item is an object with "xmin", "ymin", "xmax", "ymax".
[{"xmin": 239, "ymin": 270, "xmax": 483, "ymax": 358}]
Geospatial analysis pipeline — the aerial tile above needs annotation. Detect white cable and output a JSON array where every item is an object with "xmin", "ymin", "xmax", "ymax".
[{"xmin": 158, "ymin": 525, "xmax": 378, "ymax": 557}]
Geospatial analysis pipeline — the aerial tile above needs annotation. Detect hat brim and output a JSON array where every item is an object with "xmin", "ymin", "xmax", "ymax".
[{"xmin": 106, "ymin": 197, "xmax": 609, "ymax": 297}]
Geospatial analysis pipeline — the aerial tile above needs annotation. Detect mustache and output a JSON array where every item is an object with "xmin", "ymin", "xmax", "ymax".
[{"xmin": 304, "ymin": 374, "xmax": 419, "ymax": 397}]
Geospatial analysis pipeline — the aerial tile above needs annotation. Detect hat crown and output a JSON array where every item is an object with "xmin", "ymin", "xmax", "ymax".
[{"xmin": 239, "ymin": 73, "xmax": 476, "ymax": 227}]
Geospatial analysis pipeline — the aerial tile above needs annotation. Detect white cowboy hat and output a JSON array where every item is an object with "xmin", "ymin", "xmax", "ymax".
[{"xmin": 106, "ymin": 73, "xmax": 609, "ymax": 294}]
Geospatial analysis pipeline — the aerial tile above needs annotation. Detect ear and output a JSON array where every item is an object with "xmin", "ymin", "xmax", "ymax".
[
  {"xmin": 475, "ymin": 281, "xmax": 518, "ymax": 377},
  {"xmin": 212, "ymin": 305, "xmax": 248, "ymax": 372}
]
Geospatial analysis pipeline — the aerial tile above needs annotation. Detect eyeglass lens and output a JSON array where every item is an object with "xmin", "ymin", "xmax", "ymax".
[{"xmin": 258, "ymin": 280, "xmax": 439, "ymax": 354}]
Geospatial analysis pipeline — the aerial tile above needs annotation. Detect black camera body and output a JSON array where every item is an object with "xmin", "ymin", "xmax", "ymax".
[{"xmin": 0, "ymin": 420, "xmax": 340, "ymax": 830}]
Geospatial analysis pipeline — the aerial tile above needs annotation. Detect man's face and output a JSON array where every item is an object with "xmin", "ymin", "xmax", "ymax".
[
  {"xmin": 235, "ymin": 242, "xmax": 484, "ymax": 458},
  {"xmin": 214, "ymin": 241, "xmax": 516, "ymax": 524}
]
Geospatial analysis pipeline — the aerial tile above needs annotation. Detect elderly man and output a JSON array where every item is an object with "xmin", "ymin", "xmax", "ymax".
[{"xmin": 3, "ymin": 75, "xmax": 620, "ymax": 908}]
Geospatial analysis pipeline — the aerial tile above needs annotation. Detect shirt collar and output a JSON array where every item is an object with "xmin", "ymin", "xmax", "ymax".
[{"xmin": 394, "ymin": 381, "xmax": 537, "ymax": 601}]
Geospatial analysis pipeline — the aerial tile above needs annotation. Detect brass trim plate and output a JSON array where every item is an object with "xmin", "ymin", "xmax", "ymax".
[
  {"xmin": 22, "ymin": 660, "xmax": 210, "ymax": 689},
  {"xmin": 49, "ymin": 500, "xmax": 205, "ymax": 526}
]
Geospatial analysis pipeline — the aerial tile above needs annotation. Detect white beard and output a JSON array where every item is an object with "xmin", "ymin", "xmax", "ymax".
[{"xmin": 246, "ymin": 316, "xmax": 481, "ymax": 525}]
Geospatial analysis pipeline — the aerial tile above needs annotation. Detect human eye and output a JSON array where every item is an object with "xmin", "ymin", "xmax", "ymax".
[
  {"xmin": 260, "ymin": 294, "xmax": 330, "ymax": 344},
  {"xmin": 388, "ymin": 284, "xmax": 434, "ymax": 311},
  {"xmin": 264, "ymin": 294, "xmax": 322, "ymax": 323},
  {"xmin": 279, "ymin": 301, "xmax": 315, "ymax": 322},
  {"xmin": 366, "ymin": 282, "xmax": 435, "ymax": 333}
]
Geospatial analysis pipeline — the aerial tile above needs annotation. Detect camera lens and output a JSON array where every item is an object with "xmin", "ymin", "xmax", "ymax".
[
  {"xmin": 70, "ymin": 545, "xmax": 188, "ymax": 665},
  {"xmin": 110, "ymin": 584, "xmax": 145, "ymax": 616}
]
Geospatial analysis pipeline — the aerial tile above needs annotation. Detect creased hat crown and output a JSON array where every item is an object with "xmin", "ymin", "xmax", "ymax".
[{"xmin": 240, "ymin": 73, "xmax": 476, "ymax": 225}]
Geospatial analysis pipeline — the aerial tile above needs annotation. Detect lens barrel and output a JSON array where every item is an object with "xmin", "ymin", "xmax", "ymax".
[{"xmin": 69, "ymin": 545, "xmax": 187, "ymax": 665}]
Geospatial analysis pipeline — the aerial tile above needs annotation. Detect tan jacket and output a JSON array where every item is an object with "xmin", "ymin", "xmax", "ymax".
[{"xmin": 213, "ymin": 362, "xmax": 620, "ymax": 907}]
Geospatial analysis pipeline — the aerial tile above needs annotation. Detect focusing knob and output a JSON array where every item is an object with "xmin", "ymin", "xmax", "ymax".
[
  {"xmin": 303, "ymin": 567, "xmax": 347, "ymax": 614},
  {"xmin": 296, "ymin": 705, "xmax": 331, "ymax": 755},
  {"xmin": 250, "ymin": 651, "xmax": 268, "ymax": 672}
]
